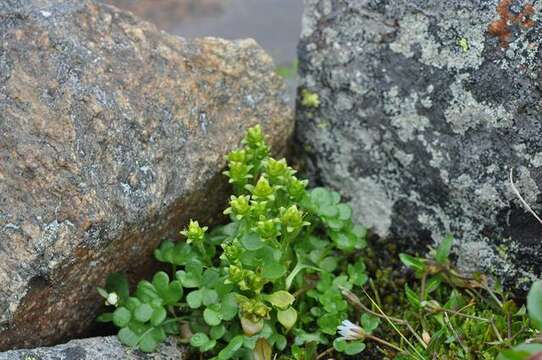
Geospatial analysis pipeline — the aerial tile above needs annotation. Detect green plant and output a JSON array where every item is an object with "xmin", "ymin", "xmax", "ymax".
[
  {"xmin": 337, "ymin": 236, "xmax": 539, "ymax": 359},
  {"xmin": 97, "ymin": 125, "xmax": 368, "ymax": 358},
  {"xmin": 300, "ymin": 89, "xmax": 320, "ymax": 108},
  {"xmin": 497, "ymin": 280, "xmax": 542, "ymax": 359}
]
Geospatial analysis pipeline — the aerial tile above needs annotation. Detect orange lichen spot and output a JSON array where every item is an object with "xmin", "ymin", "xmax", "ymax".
[
  {"xmin": 487, "ymin": 0, "xmax": 536, "ymax": 48},
  {"xmin": 515, "ymin": 3, "xmax": 536, "ymax": 28}
]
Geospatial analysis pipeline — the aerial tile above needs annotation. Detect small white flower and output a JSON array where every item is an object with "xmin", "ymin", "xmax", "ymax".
[
  {"xmin": 337, "ymin": 320, "xmax": 365, "ymax": 340},
  {"xmin": 105, "ymin": 292, "xmax": 119, "ymax": 306}
]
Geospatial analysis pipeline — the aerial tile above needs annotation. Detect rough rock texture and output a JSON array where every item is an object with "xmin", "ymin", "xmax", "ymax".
[
  {"xmin": 296, "ymin": 0, "xmax": 542, "ymax": 291},
  {"xmin": 0, "ymin": 336, "xmax": 185, "ymax": 359},
  {"xmin": 0, "ymin": 0, "xmax": 292, "ymax": 350}
]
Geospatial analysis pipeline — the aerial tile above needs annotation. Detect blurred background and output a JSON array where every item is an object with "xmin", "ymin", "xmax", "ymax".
[{"xmin": 102, "ymin": 0, "xmax": 303, "ymax": 101}]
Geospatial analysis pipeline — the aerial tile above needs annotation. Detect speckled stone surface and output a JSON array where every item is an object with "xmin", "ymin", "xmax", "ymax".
[
  {"xmin": 296, "ymin": 0, "xmax": 541, "ymax": 291},
  {"xmin": 0, "ymin": 336, "xmax": 185, "ymax": 359},
  {"xmin": 0, "ymin": 0, "xmax": 293, "ymax": 350}
]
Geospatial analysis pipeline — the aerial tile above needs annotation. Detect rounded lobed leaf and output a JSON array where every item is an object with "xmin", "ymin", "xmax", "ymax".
[{"xmin": 112, "ymin": 307, "xmax": 131, "ymax": 327}]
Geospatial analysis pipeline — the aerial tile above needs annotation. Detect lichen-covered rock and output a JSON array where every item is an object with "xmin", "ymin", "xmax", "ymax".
[
  {"xmin": 0, "ymin": 0, "xmax": 292, "ymax": 350},
  {"xmin": 296, "ymin": 0, "xmax": 541, "ymax": 291},
  {"xmin": 0, "ymin": 336, "xmax": 185, "ymax": 359}
]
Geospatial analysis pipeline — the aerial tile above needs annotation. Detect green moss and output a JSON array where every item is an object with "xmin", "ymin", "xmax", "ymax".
[
  {"xmin": 457, "ymin": 37, "xmax": 470, "ymax": 52},
  {"xmin": 301, "ymin": 89, "xmax": 320, "ymax": 108}
]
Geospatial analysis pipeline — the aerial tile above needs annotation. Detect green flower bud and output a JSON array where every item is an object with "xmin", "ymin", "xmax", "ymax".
[
  {"xmin": 225, "ymin": 161, "xmax": 253, "ymax": 186},
  {"xmin": 227, "ymin": 265, "xmax": 244, "ymax": 283},
  {"xmin": 222, "ymin": 240, "xmax": 242, "ymax": 262},
  {"xmin": 254, "ymin": 303, "xmax": 270, "ymax": 318},
  {"xmin": 243, "ymin": 125, "xmax": 265, "ymax": 148},
  {"xmin": 227, "ymin": 149, "xmax": 247, "ymax": 163},
  {"xmin": 180, "ymin": 220, "xmax": 208, "ymax": 244},
  {"xmin": 288, "ymin": 178, "xmax": 308, "ymax": 201},
  {"xmin": 250, "ymin": 201, "xmax": 268, "ymax": 218},
  {"xmin": 249, "ymin": 177, "xmax": 274, "ymax": 200},
  {"xmin": 238, "ymin": 297, "xmax": 270, "ymax": 322},
  {"xmin": 265, "ymin": 158, "xmax": 288, "ymax": 179},
  {"xmin": 280, "ymin": 205, "xmax": 308, "ymax": 233},
  {"xmin": 247, "ymin": 272, "xmax": 265, "ymax": 293},
  {"xmin": 256, "ymin": 218, "xmax": 280, "ymax": 239},
  {"xmin": 224, "ymin": 195, "xmax": 251, "ymax": 220}
]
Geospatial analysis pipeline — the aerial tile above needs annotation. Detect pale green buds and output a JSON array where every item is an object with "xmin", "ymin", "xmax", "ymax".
[{"xmin": 180, "ymin": 220, "xmax": 208, "ymax": 244}]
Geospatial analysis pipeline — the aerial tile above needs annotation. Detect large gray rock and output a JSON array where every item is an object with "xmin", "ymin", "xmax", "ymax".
[
  {"xmin": 296, "ymin": 0, "xmax": 542, "ymax": 290},
  {"xmin": 0, "ymin": 336, "xmax": 185, "ymax": 359},
  {"xmin": 0, "ymin": 0, "xmax": 292, "ymax": 350}
]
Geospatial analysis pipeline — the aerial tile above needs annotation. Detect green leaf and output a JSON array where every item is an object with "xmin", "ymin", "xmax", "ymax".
[
  {"xmin": 112, "ymin": 307, "xmax": 131, "ymax": 327},
  {"xmin": 220, "ymin": 293, "xmax": 238, "ymax": 320},
  {"xmin": 333, "ymin": 338, "xmax": 347, "ymax": 352},
  {"xmin": 405, "ymin": 284, "xmax": 421, "ymax": 309},
  {"xmin": 310, "ymin": 188, "xmax": 331, "ymax": 207},
  {"xmin": 201, "ymin": 338, "xmax": 217, "ymax": 352},
  {"xmin": 204, "ymin": 305, "xmax": 223, "ymax": 326},
  {"xmin": 435, "ymin": 235, "xmax": 453, "ymax": 264},
  {"xmin": 138, "ymin": 330, "xmax": 159, "ymax": 352},
  {"xmin": 136, "ymin": 281, "xmax": 159, "ymax": 302},
  {"xmin": 134, "ymin": 303, "xmax": 153, "ymax": 323},
  {"xmin": 527, "ymin": 280, "xmax": 542, "ymax": 330},
  {"xmin": 125, "ymin": 297, "xmax": 142, "ymax": 312},
  {"xmin": 97, "ymin": 312, "xmax": 113, "ymax": 323},
  {"xmin": 399, "ymin": 253, "xmax": 426, "ymax": 273},
  {"xmin": 203, "ymin": 269, "xmax": 220, "ymax": 287},
  {"xmin": 150, "ymin": 307, "xmax": 167, "ymax": 326},
  {"xmin": 345, "ymin": 341, "xmax": 366, "ymax": 355},
  {"xmin": 154, "ymin": 240, "xmax": 174, "ymax": 263},
  {"xmin": 320, "ymin": 257, "xmax": 338, "ymax": 272},
  {"xmin": 240, "ymin": 232, "xmax": 264, "ymax": 251},
  {"xmin": 325, "ymin": 217, "xmax": 345, "ymax": 230},
  {"xmin": 497, "ymin": 344, "xmax": 542, "ymax": 360},
  {"xmin": 270, "ymin": 334, "xmax": 287, "ymax": 351},
  {"xmin": 277, "ymin": 307, "xmax": 297, "ymax": 330},
  {"xmin": 320, "ymin": 204, "xmax": 338, "ymax": 217},
  {"xmin": 186, "ymin": 289, "xmax": 203, "ymax": 309},
  {"xmin": 163, "ymin": 280, "xmax": 183, "ymax": 305},
  {"xmin": 262, "ymin": 261, "xmax": 287, "ymax": 280},
  {"xmin": 348, "ymin": 260, "xmax": 368, "ymax": 287},
  {"xmin": 337, "ymin": 204, "xmax": 352, "ymax": 220},
  {"xmin": 152, "ymin": 272, "xmax": 169, "ymax": 294},
  {"xmin": 265, "ymin": 291, "xmax": 295, "ymax": 309},
  {"xmin": 360, "ymin": 314, "xmax": 379, "ymax": 333},
  {"xmin": 425, "ymin": 276, "xmax": 442, "ymax": 297},
  {"xmin": 106, "ymin": 273, "xmax": 130, "ymax": 301},
  {"xmin": 318, "ymin": 312, "xmax": 343, "ymax": 335},
  {"xmin": 176, "ymin": 260, "xmax": 203, "ymax": 288},
  {"xmin": 190, "ymin": 332, "xmax": 210, "ymax": 347},
  {"xmin": 118, "ymin": 327, "xmax": 139, "ymax": 347},
  {"xmin": 210, "ymin": 325, "xmax": 226, "ymax": 340},
  {"xmin": 202, "ymin": 288, "xmax": 219, "ymax": 306},
  {"xmin": 152, "ymin": 271, "xmax": 183, "ymax": 305},
  {"xmin": 218, "ymin": 335, "xmax": 244, "ymax": 360},
  {"xmin": 176, "ymin": 270, "xmax": 200, "ymax": 288}
]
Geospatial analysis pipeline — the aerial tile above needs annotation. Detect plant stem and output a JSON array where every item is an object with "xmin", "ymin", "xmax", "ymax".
[
  {"xmin": 361, "ymin": 288, "xmax": 427, "ymax": 359},
  {"xmin": 367, "ymin": 334, "xmax": 405, "ymax": 353},
  {"xmin": 316, "ymin": 347, "xmax": 334, "ymax": 359}
]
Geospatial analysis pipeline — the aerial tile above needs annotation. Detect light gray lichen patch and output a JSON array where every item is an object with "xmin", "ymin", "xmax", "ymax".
[
  {"xmin": 444, "ymin": 75, "xmax": 513, "ymax": 135},
  {"xmin": 384, "ymin": 87, "xmax": 430, "ymax": 142},
  {"xmin": 348, "ymin": 177, "xmax": 394, "ymax": 237},
  {"xmin": 389, "ymin": 10, "xmax": 486, "ymax": 70}
]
